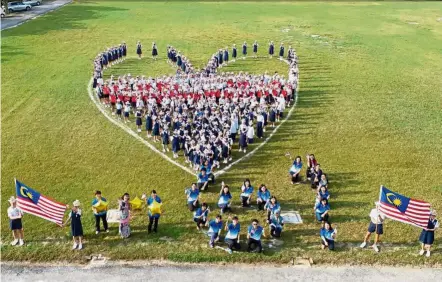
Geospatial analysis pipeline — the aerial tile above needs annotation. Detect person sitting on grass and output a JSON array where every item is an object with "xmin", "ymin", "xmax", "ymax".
[
  {"xmin": 269, "ymin": 210, "xmax": 284, "ymax": 238},
  {"xmin": 265, "ymin": 196, "xmax": 281, "ymax": 224},
  {"xmin": 320, "ymin": 221, "xmax": 336, "ymax": 251},
  {"xmin": 240, "ymin": 179, "xmax": 254, "ymax": 208},
  {"xmin": 62, "ymin": 200, "xmax": 84, "ymax": 250},
  {"xmin": 197, "ymin": 168, "xmax": 209, "ymax": 191},
  {"xmin": 200, "ymin": 160, "xmax": 215, "ymax": 184},
  {"xmin": 224, "ymin": 216, "xmax": 241, "ymax": 254},
  {"xmin": 310, "ymin": 163, "xmax": 323, "ymax": 189},
  {"xmin": 306, "ymin": 154, "xmax": 318, "ymax": 180},
  {"xmin": 185, "ymin": 183, "xmax": 200, "ymax": 211},
  {"xmin": 247, "ymin": 219, "xmax": 265, "ymax": 253},
  {"xmin": 317, "ymin": 174, "xmax": 329, "ymax": 190},
  {"xmin": 315, "ymin": 186, "xmax": 330, "ymax": 206},
  {"xmin": 218, "ymin": 182, "xmax": 232, "ymax": 214},
  {"xmin": 256, "ymin": 184, "xmax": 271, "ymax": 211},
  {"xmin": 289, "ymin": 155, "xmax": 303, "ymax": 184},
  {"xmin": 314, "ymin": 198, "xmax": 330, "ymax": 227},
  {"xmin": 208, "ymin": 214, "xmax": 223, "ymax": 248},
  {"xmin": 7, "ymin": 197, "xmax": 24, "ymax": 246},
  {"xmin": 360, "ymin": 202, "xmax": 385, "ymax": 253},
  {"xmin": 194, "ymin": 203, "xmax": 210, "ymax": 230}
]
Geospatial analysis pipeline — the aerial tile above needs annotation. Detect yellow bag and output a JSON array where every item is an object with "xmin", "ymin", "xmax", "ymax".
[
  {"xmin": 148, "ymin": 200, "xmax": 162, "ymax": 215},
  {"xmin": 93, "ymin": 199, "xmax": 108, "ymax": 213},
  {"xmin": 130, "ymin": 196, "xmax": 144, "ymax": 210}
]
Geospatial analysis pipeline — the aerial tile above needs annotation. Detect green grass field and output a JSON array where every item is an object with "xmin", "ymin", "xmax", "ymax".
[{"xmin": 1, "ymin": 1, "xmax": 442, "ymax": 265}]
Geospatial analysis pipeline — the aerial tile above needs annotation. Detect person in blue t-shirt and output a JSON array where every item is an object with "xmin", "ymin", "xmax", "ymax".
[
  {"xmin": 264, "ymin": 196, "xmax": 281, "ymax": 223},
  {"xmin": 314, "ymin": 198, "xmax": 330, "ymax": 227},
  {"xmin": 240, "ymin": 179, "xmax": 254, "ymax": 208},
  {"xmin": 185, "ymin": 183, "xmax": 200, "ymax": 211},
  {"xmin": 224, "ymin": 216, "xmax": 241, "ymax": 254},
  {"xmin": 247, "ymin": 219, "xmax": 265, "ymax": 253},
  {"xmin": 256, "ymin": 184, "xmax": 271, "ymax": 211},
  {"xmin": 320, "ymin": 221, "xmax": 336, "ymax": 251},
  {"xmin": 269, "ymin": 211, "xmax": 284, "ymax": 238},
  {"xmin": 193, "ymin": 202, "xmax": 210, "ymax": 230},
  {"xmin": 289, "ymin": 155, "xmax": 303, "ymax": 184},
  {"xmin": 208, "ymin": 215, "xmax": 223, "ymax": 248},
  {"xmin": 218, "ymin": 182, "xmax": 232, "ymax": 214},
  {"xmin": 91, "ymin": 190, "xmax": 109, "ymax": 234},
  {"xmin": 142, "ymin": 190, "xmax": 162, "ymax": 233},
  {"xmin": 200, "ymin": 160, "xmax": 215, "ymax": 184},
  {"xmin": 315, "ymin": 186, "xmax": 330, "ymax": 206},
  {"xmin": 197, "ymin": 168, "xmax": 209, "ymax": 191}
]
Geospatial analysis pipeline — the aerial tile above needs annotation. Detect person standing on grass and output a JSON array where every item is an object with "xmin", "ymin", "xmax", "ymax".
[
  {"xmin": 185, "ymin": 183, "xmax": 200, "ymax": 211},
  {"xmin": 208, "ymin": 214, "xmax": 223, "ymax": 248},
  {"xmin": 223, "ymin": 47, "xmax": 229, "ymax": 66},
  {"xmin": 360, "ymin": 202, "xmax": 385, "ymax": 253},
  {"xmin": 279, "ymin": 43, "xmax": 285, "ymax": 60},
  {"xmin": 256, "ymin": 184, "xmax": 271, "ymax": 211},
  {"xmin": 91, "ymin": 190, "xmax": 109, "ymax": 234},
  {"xmin": 314, "ymin": 198, "xmax": 330, "ymax": 227},
  {"xmin": 7, "ymin": 197, "xmax": 24, "ymax": 246},
  {"xmin": 320, "ymin": 221, "xmax": 336, "ymax": 251},
  {"xmin": 118, "ymin": 193, "xmax": 131, "ymax": 238},
  {"xmin": 136, "ymin": 41, "xmax": 142, "ymax": 59},
  {"xmin": 62, "ymin": 200, "xmax": 84, "ymax": 250},
  {"xmin": 240, "ymin": 179, "xmax": 254, "ymax": 208},
  {"xmin": 269, "ymin": 210, "xmax": 284, "ymax": 238},
  {"xmin": 253, "ymin": 41, "xmax": 259, "ymax": 58},
  {"xmin": 152, "ymin": 42, "xmax": 158, "ymax": 60},
  {"xmin": 194, "ymin": 203, "xmax": 210, "ymax": 230},
  {"xmin": 289, "ymin": 155, "xmax": 303, "ymax": 184},
  {"xmin": 268, "ymin": 41, "xmax": 275, "ymax": 58},
  {"xmin": 232, "ymin": 44, "xmax": 237, "ymax": 62},
  {"xmin": 218, "ymin": 182, "xmax": 232, "ymax": 214},
  {"xmin": 224, "ymin": 216, "xmax": 241, "ymax": 254},
  {"xmin": 418, "ymin": 210, "xmax": 438, "ymax": 257},
  {"xmin": 247, "ymin": 219, "xmax": 265, "ymax": 253},
  {"xmin": 143, "ymin": 190, "xmax": 162, "ymax": 233},
  {"xmin": 242, "ymin": 41, "xmax": 247, "ymax": 60}
]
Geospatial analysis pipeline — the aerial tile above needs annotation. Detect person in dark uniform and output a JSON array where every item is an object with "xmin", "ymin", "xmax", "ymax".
[
  {"xmin": 279, "ymin": 43, "xmax": 285, "ymax": 60},
  {"xmin": 419, "ymin": 210, "xmax": 439, "ymax": 257},
  {"xmin": 135, "ymin": 109, "xmax": 142, "ymax": 133},
  {"xmin": 268, "ymin": 41, "xmax": 274, "ymax": 58},
  {"xmin": 253, "ymin": 40, "xmax": 258, "ymax": 58},
  {"xmin": 232, "ymin": 44, "xmax": 237, "ymax": 62},
  {"xmin": 161, "ymin": 128, "xmax": 170, "ymax": 153},
  {"xmin": 152, "ymin": 116, "xmax": 160, "ymax": 143},
  {"xmin": 145, "ymin": 111, "xmax": 153, "ymax": 138},
  {"xmin": 242, "ymin": 41, "xmax": 247, "ymax": 59},
  {"xmin": 152, "ymin": 42, "xmax": 158, "ymax": 60},
  {"xmin": 136, "ymin": 41, "xmax": 142, "ymax": 59},
  {"xmin": 122, "ymin": 41, "xmax": 127, "ymax": 60},
  {"xmin": 223, "ymin": 47, "xmax": 229, "ymax": 65},
  {"xmin": 62, "ymin": 200, "xmax": 84, "ymax": 250}
]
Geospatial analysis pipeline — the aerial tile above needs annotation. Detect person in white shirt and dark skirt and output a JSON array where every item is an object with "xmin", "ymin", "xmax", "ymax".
[
  {"xmin": 419, "ymin": 210, "xmax": 438, "ymax": 257},
  {"xmin": 7, "ymin": 196, "xmax": 24, "ymax": 246}
]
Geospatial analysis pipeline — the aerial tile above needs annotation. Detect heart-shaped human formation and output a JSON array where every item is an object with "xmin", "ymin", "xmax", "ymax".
[{"xmin": 90, "ymin": 41, "xmax": 299, "ymax": 177}]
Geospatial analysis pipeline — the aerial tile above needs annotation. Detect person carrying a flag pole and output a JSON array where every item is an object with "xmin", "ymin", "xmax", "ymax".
[
  {"xmin": 360, "ymin": 201, "xmax": 385, "ymax": 252},
  {"xmin": 419, "ymin": 210, "xmax": 439, "ymax": 257}
]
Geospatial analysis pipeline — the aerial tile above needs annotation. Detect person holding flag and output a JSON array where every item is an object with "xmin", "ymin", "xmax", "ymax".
[
  {"xmin": 91, "ymin": 190, "xmax": 109, "ymax": 234},
  {"xmin": 419, "ymin": 210, "xmax": 438, "ymax": 257},
  {"xmin": 7, "ymin": 196, "xmax": 24, "ymax": 246},
  {"xmin": 142, "ymin": 190, "xmax": 162, "ymax": 233},
  {"xmin": 224, "ymin": 215, "xmax": 241, "ymax": 254},
  {"xmin": 360, "ymin": 202, "xmax": 385, "ymax": 252}
]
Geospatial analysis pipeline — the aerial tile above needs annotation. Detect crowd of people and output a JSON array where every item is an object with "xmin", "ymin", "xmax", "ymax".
[{"xmin": 92, "ymin": 40, "xmax": 299, "ymax": 172}]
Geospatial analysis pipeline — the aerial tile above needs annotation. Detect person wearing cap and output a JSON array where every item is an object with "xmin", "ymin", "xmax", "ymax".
[
  {"xmin": 224, "ymin": 216, "xmax": 241, "ymax": 254},
  {"xmin": 320, "ymin": 221, "xmax": 336, "ymax": 251},
  {"xmin": 419, "ymin": 210, "xmax": 439, "ymax": 257},
  {"xmin": 360, "ymin": 203, "xmax": 385, "ymax": 252},
  {"xmin": 7, "ymin": 197, "xmax": 24, "ymax": 246},
  {"xmin": 247, "ymin": 219, "xmax": 265, "ymax": 253},
  {"xmin": 142, "ymin": 190, "xmax": 162, "ymax": 233},
  {"xmin": 62, "ymin": 200, "xmax": 84, "ymax": 250},
  {"xmin": 269, "ymin": 210, "xmax": 284, "ymax": 238},
  {"xmin": 91, "ymin": 190, "xmax": 109, "ymax": 234}
]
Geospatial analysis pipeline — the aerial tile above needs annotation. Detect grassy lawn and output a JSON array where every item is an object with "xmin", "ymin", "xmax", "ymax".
[{"xmin": 1, "ymin": 1, "xmax": 442, "ymax": 265}]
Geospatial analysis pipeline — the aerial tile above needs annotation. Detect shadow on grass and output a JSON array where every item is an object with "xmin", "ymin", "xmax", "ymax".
[{"xmin": 1, "ymin": 43, "xmax": 29, "ymax": 63}]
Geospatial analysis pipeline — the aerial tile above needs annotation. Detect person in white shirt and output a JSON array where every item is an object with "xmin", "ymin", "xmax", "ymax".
[
  {"xmin": 360, "ymin": 202, "xmax": 385, "ymax": 252},
  {"xmin": 247, "ymin": 122, "xmax": 255, "ymax": 144},
  {"xmin": 7, "ymin": 197, "xmax": 24, "ymax": 246}
]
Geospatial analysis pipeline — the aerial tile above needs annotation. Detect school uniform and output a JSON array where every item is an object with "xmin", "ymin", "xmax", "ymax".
[
  {"xmin": 197, "ymin": 173, "xmax": 209, "ymax": 190},
  {"xmin": 146, "ymin": 115, "xmax": 153, "ymax": 131},
  {"xmin": 270, "ymin": 214, "xmax": 284, "ymax": 237},
  {"xmin": 186, "ymin": 188, "xmax": 200, "ymax": 211},
  {"xmin": 208, "ymin": 219, "xmax": 223, "ymax": 246},
  {"xmin": 315, "ymin": 202, "xmax": 330, "ymax": 222},
  {"xmin": 116, "ymin": 102, "xmax": 123, "ymax": 116},
  {"xmin": 172, "ymin": 135, "xmax": 180, "ymax": 153},
  {"xmin": 137, "ymin": 43, "xmax": 142, "ymax": 55},
  {"xmin": 91, "ymin": 197, "xmax": 108, "ymax": 232},
  {"xmin": 232, "ymin": 47, "xmax": 237, "ymax": 59},
  {"xmin": 152, "ymin": 44, "xmax": 158, "ymax": 56},
  {"xmin": 253, "ymin": 43, "xmax": 258, "ymax": 53},
  {"xmin": 70, "ymin": 209, "xmax": 83, "ymax": 237},
  {"xmin": 218, "ymin": 192, "xmax": 232, "ymax": 213},
  {"xmin": 256, "ymin": 114, "xmax": 264, "ymax": 138},
  {"xmin": 265, "ymin": 201, "xmax": 281, "ymax": 221},
  {"xmin": 240, "ymin": 186, "xmax": 254, "ymax": 207},
  {"xmin": 147, "ymin": 196, "xmax": 162, "ymax": 232},
  {"xmin": 279, "ymin": 46, "xmax": 285, "ymax": 57},
  {"xmin": 223, "ymin": 50, "xmax": 229, "ymax": 63},
  {"xmin": 242, "ymin": 44, "xmax": 247, "ymax": 56},
  {"xmin": 153, "ymin": 121, "xmax": 160, "ymax": 136},
  {"xmin": 269, "ymin": 108, "xmax": 276, "ymax": 123},
  {"xmin": 8, "ymin": 206, "xmax": 23, "ymax": 230},
  {"xmin": 320, "ymin": 227, "xmax": 336, "ymax": 250},
  {"xmin": 419, "ymin": 218, "xmax": 439, "ymax": 245},
  {"xmin": 225, "ymin": 223, "xmax": 241, "ymax": 250},
  {"xmin": 247, "ymin": 225, "xmax": 263, "ymax": 252},
  {"xmin": 269, "ymin": 43, "xmax": 274, "ymax": 55},
  {"xmin": 136, "ymin": 111, "xmax": 142, "ymax": 126},
  {"xmin": 289, "ymin": 161, "xmax": 303, "ymax": 182},
  {"xmin": 193, "ymin": 208, "xmax": 209, "ymax": 227},
  {"xmin": 239, "ymin": 130, "xmax": 247, "ymax": 148},
  {"xmin": 257, "ymin": 189, "xmax": 271, "ymax": 210},
  {"xmin": 162, "ymin": 130, "xmax": 169, "ymax": 145},
  {"xmin": 367, "ymin": 208, "xmax": 385, "ymax": 234}
]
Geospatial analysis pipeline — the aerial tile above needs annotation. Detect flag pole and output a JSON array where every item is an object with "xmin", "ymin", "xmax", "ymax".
[{"xmin": 375, "ymin": 185, "xmax": 383, "ymax": 243}]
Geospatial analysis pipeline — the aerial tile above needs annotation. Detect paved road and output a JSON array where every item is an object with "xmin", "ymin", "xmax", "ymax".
[
  {"xmin": 1, "ymin": 263, "xmax": 441, "ymax": 282},
  {"xmin": 0, "ymin": 0, "xmax": 71, "ymax": 30}
]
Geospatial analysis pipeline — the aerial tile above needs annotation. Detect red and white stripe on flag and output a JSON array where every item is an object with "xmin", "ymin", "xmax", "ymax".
[
  {"xmin": 17, "ymin": 196, "xmax": 66, "ymax": 225},
  {"xmin": 379, "ymin": 199, "xmax": 431, "ymax": 228}
]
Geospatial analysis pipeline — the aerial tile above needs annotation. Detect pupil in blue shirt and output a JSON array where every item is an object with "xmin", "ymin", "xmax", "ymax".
[
  {"xmin": 240, "ymin": 179, "xmax": 254, "ymax": 208},
  {"xmin": 200, "ymin": 160, "xmax": 215, "ymax": 184},
  {"xmin": 257, "ymin": 185, "xmax": 271, "ymax": 211},
  {"xmin": 289, "ymin": 156, "xmax": 302, "ymax": 184},
  {"xmin": 320, "ymin": 221, "xmax": 336, "ymax": 251},
  {"xmin": 208, "ymin": 215, "xmax": 223, "ymax": 248},
  {"xmin": 269, "ymin": 211, "xmax": 284, "ymax": 238},
  {"xmin": 197, "ymin": 168, "xmax": 209, "ymax": 191},
  {"xmin": 185, "ymin": 183, "xmax": 200, "ymax": 212},
  {"xmin": 265, "ymin": 196, "xmax": 281, "ymax": 223},
  {"xmin": 315, "ymin": 198, "xmax": 330, "ymax": 226},
  {"xmin": 247, "ymin": 219, "xmax": 264, "ymax": 253},
  {"xmin": 218, "ymin": 184, "xmax": 232, "ymax": 214},
  {"xmin": 225, "ymin": 216, "xmax": 241, "ymax": 252},
  {"xmin": 194, "ymin": 203, "xmax": 209, "ymax": 230}
]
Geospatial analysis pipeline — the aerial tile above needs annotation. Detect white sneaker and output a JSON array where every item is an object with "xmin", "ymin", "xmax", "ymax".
[
  {"xmin": 95, "ymin": 231, "xmax": 99, "ymax": 234},
  {"xmin": 105, "ymin": 229, "xmax": 110, "ymax": 233},
  {"xmin": 360, "ymin": 242, "xmax": 367, "ymax": 248},
  {"xmin": 11, "ymin": 239, "xmax": 18, "ymax": 246},
  {"xmin": 72, "ymin": 243, "xmax": 78, "ymax": 250},
  {"xmin": 373, "ymin": 244, "xmax": 379, "ymax": 252},
  {"xmin": 426, "ymin": 250, "xmax": 430, "ymax": 257},
  {"xmin": 244, "ymin": 149, "xmax": 247, "ymax": 153},
  {"xmin": 18, "ymin": 239, "xmax": 24, "ymax": 246},
  {"xmin": 162, "ymin": 149, "xmax": 166, "ymax": 153},
  {"xmin": 419, "ymin": 250, "xmax": 425, "ymax": 255},
  {"xmin": 78, "ymin": 244, "xmax": 83, "ymax": 250}
]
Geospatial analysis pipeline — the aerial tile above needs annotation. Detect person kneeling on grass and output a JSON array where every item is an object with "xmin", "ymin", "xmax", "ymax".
[
  {"xmin": 200, "ymin": 160, "xmax": 215, "ymax": 184},
  {"xmin": 265, "ymin": 196, "xmax": 281, "ymax": 224},
  {"xmin": 269, "ymin": 211, "xmax": 284, "ymax": 238},
  {"xmin": 320, "ymin": 221, "xmax": 336, "ymax": 251},
  {"xmin": 247, "ymin": 219, "xmax": 265, "ymax": 253},
  {"xmin": 62, "ymin": 200, "xmax": 84, "ymax": 250},
  {"xmin": 289, "ymin": 156, "xmax": 303, "ymax": 184},
  {"xmin": 315, "ymin": 186, "xmax": 330, "ymax": 206},
  {"xmin": 224, "ymin": 216, "xmax": 241, "ymax": 254},
  {"xmin": 257, "ymin": 184, "xmax": 271, "ymax": 211},
  {"xmin": 208, "ymin": 214, "xmax": 223, "ymax": 248},
  {"xmin": 194, "ymin": 203, "xmax": 210, "ymax": 230},
  {"xmin": 360, "ymin": 202, "xmax": 385, "ymax": 253},
  {"xmin": 240, "ymin": 179, "xmax": 254, "ymax": 207},
  {"xmin": 7, "ymin": 197, "xmax": 24, "ymax": 246},
  {"xmin": 197, "ymin": 168, "xmax": 209, "ymax": 191},
  {"xmin": 314, "ymin": 198, "xmax": 330, "ymax": 227},
  {"xmin": 185, "ymin": 183, "xmax": 200, "ymax": 211},
  {"xmin": 218, "ymin": 182, "xmax": 232, "ymax": 214}
]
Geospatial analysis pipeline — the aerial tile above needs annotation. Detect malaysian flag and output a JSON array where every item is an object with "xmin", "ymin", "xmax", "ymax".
[
  {"xmin": 15, "ymin": 179, "xmax": 67, "ymax": 225},
  {"xmin": 378, "ymin": 185, "xmax": 431, "ymax": 228}
]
